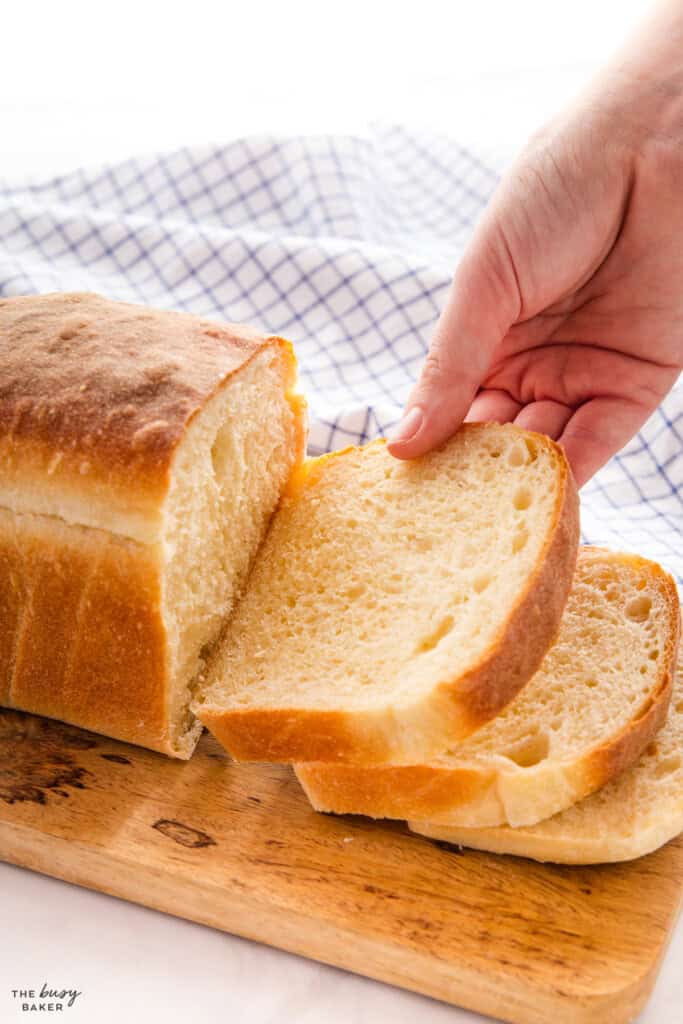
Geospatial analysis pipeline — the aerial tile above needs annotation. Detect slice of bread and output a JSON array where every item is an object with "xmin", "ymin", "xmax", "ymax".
[
  {"xmin": 193, "ymin": 423, "xmax": 579, "ymax": 764},
  {"xmin": 409, "ymin": 639, "xmax": 683, "ymax": 864},
  {"xmin": 296, "ymin": 549, "xmax": 679, "ymax": 824}
]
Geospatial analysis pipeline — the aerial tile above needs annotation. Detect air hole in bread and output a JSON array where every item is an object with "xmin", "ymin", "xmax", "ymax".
[
  {"xmin": 503, "ymin": 731, "xmax": 550, "ymax": 768},
  {"xmin": 416, "ymin": 614, "xmax": 455, "ymax": 654},
  {"xmin": 649, "ymin": 648, "xmax": 659, "ymax": 661},
  {"xmin": 585, "ymin": 678, "xmax": 598, "ymax": 689},
  {"xmin": 654, "ymin": 755, "xmax": 681, "ymax": 779},
  {"xmin": 415, "ymin": 537, "xmax": 434, "ymax": 553},
  {"xmin": 646, "ymin": 742, "xmax": 659, "ymax": 757},
  {"xmin": 524, "ymin": 438, "xmax": 538, "ymax": 461},
  {"xmin": 625, "ymin": 595, "xmax": 652, "ymax": 623},
  {"xmin": 513, "ymin": 486, "xmax": 532, "ymax": 511},
  {"xmin": 210, "ymin": 422, "xmax": 235, "ymax": 478},
  {"xmin": 511, "ymin": 528, "xmax": 528, "ymax": 554},
  {"xmin": 507, "ymin": 442, "xmax": 527, "ymax": 467},
  {"xmin": 676, "ymin": 700, "xmax": 683, "ymax": 715},
  {"xmin": 472, "ymin": 573, "xmax": 492, "ymax": 594}
]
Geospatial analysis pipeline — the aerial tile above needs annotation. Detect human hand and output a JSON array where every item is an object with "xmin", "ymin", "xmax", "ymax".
[{"xmin": 388, "ymin": 4, "xmax": 683, "ymax": 486}]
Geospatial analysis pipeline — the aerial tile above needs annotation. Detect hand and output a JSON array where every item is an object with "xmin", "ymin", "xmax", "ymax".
[{"xmin": 388, "ymin": 5, "xmax": 683, "ymax": 486}]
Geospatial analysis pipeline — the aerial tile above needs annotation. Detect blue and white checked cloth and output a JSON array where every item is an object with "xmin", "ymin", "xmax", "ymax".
[{"xmin": 1, "ymin": 126, "xmax": 681, "ymax": 581}]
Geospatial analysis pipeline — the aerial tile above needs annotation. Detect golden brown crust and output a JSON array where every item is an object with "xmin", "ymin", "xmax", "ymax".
[
  {"xmin": 296, "ymin": 549, "xmax": 679, "ymax": 822},
  {"xmin": 199, "ymin": 427, "xmax": 580, "ymax": 765},
  {"xmin": 295, "ymin": 760, "xmax": 497, "ymax": 818},
  {"xmin": 0, "ymin": 292, "xmax": 296, "ymax": 534},
  {"xmin": 0, "ymin": 515, "xmax": 22, "ymax": 708},
  {"xmin": 200, "ymin": 707, "xmax": 371, "ymax": 763},
  {"xmin": 0, "ymin": 507, "xmax": 184, "ymax": 756}
]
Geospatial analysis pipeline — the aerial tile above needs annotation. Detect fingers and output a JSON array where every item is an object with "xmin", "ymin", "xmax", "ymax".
[
  {"xmin": 513, "ymin": 399, "xmax": 573, "ymax": 439},
  {"xmin": 558, "ymin": 397, "xmax": 652, "ymax": 487},
  {"xmin": 387, "ymin": 231, "xmax": 521, "ymax": 459},
  {"xmin": 465, "ymin": 389, "xmax": 522, "ymax": 424},
  {"xmin": 429, "ymin": 390, "xmax": 649, "ymax": 488},
  {"xmin": 464, "ymin": 394, "xmax": 573, "ymax": 444}
]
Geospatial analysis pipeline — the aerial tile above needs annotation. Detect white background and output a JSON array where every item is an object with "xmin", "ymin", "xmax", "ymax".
[
  {"xmin": 3, "ymin": 2, "xmax": 682, "ymax": 1023},
  {"xmin": 2, "ymin": 0, "xmax": 652, "ymax": 178}
]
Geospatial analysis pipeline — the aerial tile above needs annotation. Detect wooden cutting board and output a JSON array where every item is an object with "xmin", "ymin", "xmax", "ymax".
[{"xmin": 1, "ymin": 708, "xmax": 681, "ymax": 1024}]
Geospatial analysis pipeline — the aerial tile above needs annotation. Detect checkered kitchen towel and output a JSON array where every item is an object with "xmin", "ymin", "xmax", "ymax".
[{"xmin": 1, "ymin": 125, "xmax": 681, "ymax": 580}]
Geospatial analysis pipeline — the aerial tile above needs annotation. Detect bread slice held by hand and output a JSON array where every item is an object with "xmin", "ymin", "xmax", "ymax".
[
  {"xmin": 194, "ymin": 423, "xmax": 579, "ymax": 764},
  {"xmin": 0, "ymin": 292, "xmax": 306, "ymax": 758},
  {"xmin": 410, "ymin": 638, "xmax": 683, "ymax": 864},
  {"xmin": 296, "ymin": 548, "xmax": 679, "ymax": 824}
]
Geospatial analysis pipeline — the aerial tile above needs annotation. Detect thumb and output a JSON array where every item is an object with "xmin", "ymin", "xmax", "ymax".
[{"xmin": 387, "ymin": 222, "xmax": 521, "ymax": 459}]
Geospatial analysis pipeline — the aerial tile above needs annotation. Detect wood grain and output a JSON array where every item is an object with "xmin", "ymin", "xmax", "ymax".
[{"xmin": 0, "ymin": 708, "xmax": 681, "ymax": 1024}]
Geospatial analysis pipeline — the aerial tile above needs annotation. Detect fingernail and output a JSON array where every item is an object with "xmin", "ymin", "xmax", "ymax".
[{"xmin": 388, "ymin": 406, "xmax": 424, "ymax": 445}]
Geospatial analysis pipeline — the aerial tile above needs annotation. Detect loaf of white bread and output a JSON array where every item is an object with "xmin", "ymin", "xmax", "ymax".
[{"xmin": 0, "ymin": 292, "xmax": 306, "ymax": 757}]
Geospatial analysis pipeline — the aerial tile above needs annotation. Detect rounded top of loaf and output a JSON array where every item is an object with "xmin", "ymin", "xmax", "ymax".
[{"xmin": 0, "ymin": 292, "xmax": 299, "ymax": 532}]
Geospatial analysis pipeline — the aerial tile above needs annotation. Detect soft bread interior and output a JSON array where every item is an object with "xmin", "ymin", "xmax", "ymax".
[
  {"xmin": 410, "ymin": 647, "xmax": 683, "ymax": 863},
  {"xmin": 162, "ymin": 348, "xmax": 300, "ymax": 755},
  {"xmin": 452, "ymin": 550, "xmax": 673, "ymax": 770},
  {"xmin": 295, "ymin": 548, "xmax": 678, "ymax": 827},
  {"xmin": 196, "ymin": 426, "xmax": 566, "ymax": 717}
]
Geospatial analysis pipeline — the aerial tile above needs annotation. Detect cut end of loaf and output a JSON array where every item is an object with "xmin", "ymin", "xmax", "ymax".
[
  {"xmin": 195, "ymin": 423, "xmax": 579, "ymax": 764},
  {"xmin": 162, "ymin": 344, "xmax": 306, "ymax": 757}
]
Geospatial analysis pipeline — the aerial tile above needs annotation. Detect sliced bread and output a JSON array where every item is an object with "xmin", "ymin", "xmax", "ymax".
[
  {"xmin": 295, "ymin": 548, "xmax": 679, "ymax": 825},
  {"xmin": 193, "ymin": 423, "xmax": 579, "ymax": 764},
  {"xmin": 409, "ymin": 639, "xmax": 683, "ymax": 864}
]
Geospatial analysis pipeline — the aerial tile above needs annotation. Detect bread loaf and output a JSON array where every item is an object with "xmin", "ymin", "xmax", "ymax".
[
  {"xmin": 295, "ymin": 548, "xmax": 679, "ymax": 825},
  {"xmin": 194, "ymin": 424, "xmax": 579, "ymax": 764},
  {"xmin": 0, "ymin": 292, "xmax": 306, "ymax": 757}
]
